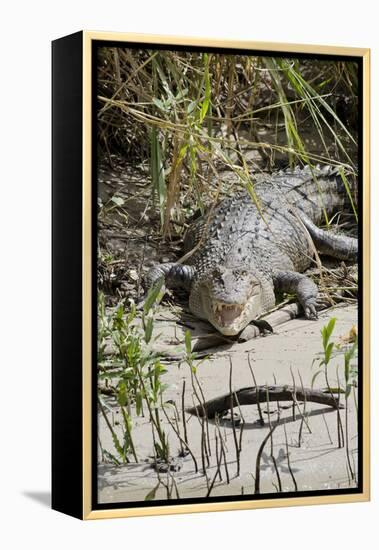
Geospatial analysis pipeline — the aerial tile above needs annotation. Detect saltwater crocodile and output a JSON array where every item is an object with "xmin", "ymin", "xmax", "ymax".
[{"xmin": 146, "ymin": 165, "xmax": 358, "ymax": 336}]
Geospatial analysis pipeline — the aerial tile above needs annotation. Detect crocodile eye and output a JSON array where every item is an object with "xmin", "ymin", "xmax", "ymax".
[
  {"xmin": 234, "ymin": 269, "xmax": 247, "ymax": 278},
  {"xmin": 211, "ymin": 268, "xmax": 223, "ymax": 282},
  {"xmin": 232, "ymin": 269, "xmax": 246, "ymax": 279}
]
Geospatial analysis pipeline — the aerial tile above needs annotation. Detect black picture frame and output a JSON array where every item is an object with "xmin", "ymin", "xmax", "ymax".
[{"xmin": 52, "ymin": 31, "xmax": 370, "ymax": 520}]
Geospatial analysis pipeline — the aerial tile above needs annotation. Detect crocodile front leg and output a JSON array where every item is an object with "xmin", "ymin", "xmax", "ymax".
[
  {"xmin": 273, "ymin": 270, "xmax": 318, "ymax": 320},
  {"xmin": 145, "ymin": 263, "xmax": 194, "ymax": 291}
]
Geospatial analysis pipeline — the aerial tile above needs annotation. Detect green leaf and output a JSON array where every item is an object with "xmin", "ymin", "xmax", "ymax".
[
  {"xmin": 111, "ymin": 431, "xmax": 125, "ymax": 461},
  {"xmin": 199, "ymin": 53, "xmax": 211, "ymax": 123},
  {"xmin": 136, "ymin": 393, "xmax": 143, "ymax": 416},
  {"xmin": 126, "ymin": 302, "xmax": 137, "ymax": 325},
  {"xmin": 187, "ymin": 100, "xmax": 197, "ymax": 114},
  {"xmin": 117, "ymin": 382, "xmax": 128, "ymax": 407},
  {"xmin": 322, "ymin": 317, "xmax": 336, "ymax": 351},
  {"xmin": 311, "ymin": 370, "xmax": 322, "ymax": 388},
  {"xmin": 152, "ymin": 97, "xmax": 166, "ymax": 111},
  {"xmin": 144, "ymin": 316, "xmax": 154, "ymax": 344},
  {"xmin": 177, "ymin": 143, "xmax": 188, "ymax": 163},
  {"xmin": 144, "ymin": 482, "xmax": 160, "ymax": 501},
  {"xmin": 325, "ymin": 341, "xmax": 334, "ymax": 365},
  {"xmin": 339, "ymin": 167, "xmax": 358, "ymax": 222},
  {"xmin": 143, "ymin": 277, "xmax": 164, "ymax": 315},
  {"xmin": 326, "ymin": 318, "xmax": 336, "ymax": 340},
  {"xmin": 200, "ymin": 96, "xmax": 210, "ymax": 124},
  {"xmin": 185, "ymin": 330, "xmax": 192, "ymax": 355},
  {"xmin": 103, "ymin": 449, "xmax": 121, "ymax": 465}
]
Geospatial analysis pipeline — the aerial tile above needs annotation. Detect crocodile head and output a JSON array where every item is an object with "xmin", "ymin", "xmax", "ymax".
[{"xmin": 190, "ymin": 265, "xmax": 273, "ymax": 336}]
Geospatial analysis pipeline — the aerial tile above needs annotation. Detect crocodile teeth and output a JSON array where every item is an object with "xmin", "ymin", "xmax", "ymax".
[{"xmin": 212, "ymin": 302, "xmax": 243, "ymax": 325}]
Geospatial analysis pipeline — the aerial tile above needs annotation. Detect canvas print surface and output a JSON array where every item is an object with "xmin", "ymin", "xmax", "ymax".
[{"xmin": 95, "ymin": 45, "xmax": 361, "ymax": 506}]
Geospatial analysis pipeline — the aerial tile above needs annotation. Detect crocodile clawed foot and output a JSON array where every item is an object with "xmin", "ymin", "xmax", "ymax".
[
  {"xmin": 237, "ymin": 320, "xmax": 274, "ymax": 342},
  {"xmin": 237, "ymin": 325, "xmax": 260, "ymax": 342},
  {"xmin": 304, "ymin": 302, "xmax": 318, "ymax": 320},
  {"xmin": 251, "ymin": 319, "xmax": 274, "ymax": 334}
]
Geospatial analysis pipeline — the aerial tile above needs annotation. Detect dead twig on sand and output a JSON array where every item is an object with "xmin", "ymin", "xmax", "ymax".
[
  {"xmin": 254, "ymin": 423, "xmax": 278, "ymax": 494},
  {"xmin": 229, "ymin": 357, "xmax": 241, "ymax": 476},
  {"xmin": 186, "ymin": 385, "xmax": 344, "ymax": 419}
]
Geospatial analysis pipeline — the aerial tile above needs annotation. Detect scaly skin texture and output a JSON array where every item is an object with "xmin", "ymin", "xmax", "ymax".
[{"xmin": 146, "ymin": 165, "xmax": 358, "ymax": 336}]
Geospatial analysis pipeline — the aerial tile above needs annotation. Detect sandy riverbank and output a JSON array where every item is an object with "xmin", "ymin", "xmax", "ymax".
[{"xmin": 98, "ymin": 303, "xmax": 358, "ymax": 504}]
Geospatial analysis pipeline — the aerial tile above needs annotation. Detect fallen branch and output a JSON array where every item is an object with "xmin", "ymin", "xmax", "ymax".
[{"xmin": 186, "ymin": 385, "xmax": 344, "ymax": 419}]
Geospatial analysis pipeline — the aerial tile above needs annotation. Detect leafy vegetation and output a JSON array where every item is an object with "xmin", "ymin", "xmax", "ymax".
[
  {"xmin": 98, "ymin": 279, "xmax": 170, "ymax": 464},
  {"xmin": 97, "ymin": 48, "xmax": 358, "ymax": 236}
]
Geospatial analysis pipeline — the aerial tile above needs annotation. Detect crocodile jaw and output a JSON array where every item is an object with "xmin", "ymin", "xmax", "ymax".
[
  {"xmin": 207, "ymin": 295, "xmax": 263, "ymax": 335},
  {"xmin": 212, "ymin": 302, "xmax": 243, "ymax": 328}
]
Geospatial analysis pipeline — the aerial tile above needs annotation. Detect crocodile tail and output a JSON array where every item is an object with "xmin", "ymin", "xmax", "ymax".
[{"xmin": 277, "ymin": 164, "xmax": 358, "ymax": 222}]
